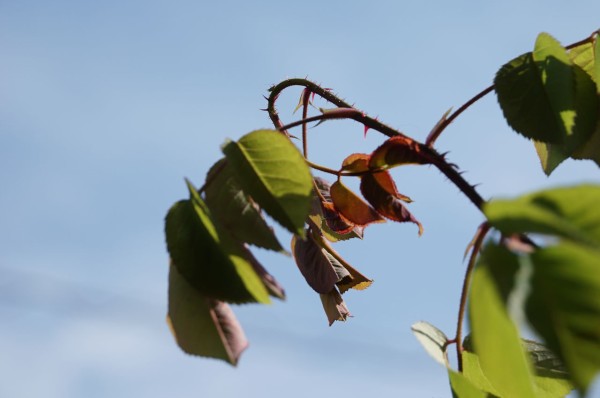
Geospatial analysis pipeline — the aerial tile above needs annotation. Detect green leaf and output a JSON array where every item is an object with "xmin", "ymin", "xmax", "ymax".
[
  {"xmin": 495, "ymin": 33, "xmax": 598, "ymax": 174},
  {"xmin": 469, "ymin": 244, "xmax": 536, "ymax": 398},
  {"xmin": 527, "ymin": 242, "xmax": 600, "ymax": 394},
  {"xmin": 167, "ymin": 264, "xmax": 248, "ymax": 366},
  {"xmin": 461, "ymin": 351, "xmax": 501, "ymax": 396},
  {"xmin": 222, "ymin": 130, "xmax": 313, "ymax": 237},
  {"xmin": 595, "ymin": 36, "xmax": 600, "ymax": 91},
  {"xmin": 204, "ymin": 159, "xmax": 285, "ymax": 253},
  {"xmin": 484, "ymin": 184, "xmax": 600, "ymax": 248},
  {"xmin": 410, "ymin": 321, "xmax": 449, "ymax": 366},
  {"xmin": 164, "ymin": 180, "xmax": 270, "ymax": 304},
  {"xmin": 448, "ymin": 370, "xmax": 490, "ymax": 398}
]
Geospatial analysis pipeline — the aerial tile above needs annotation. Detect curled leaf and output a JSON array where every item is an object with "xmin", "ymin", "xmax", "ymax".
[
  {"xmin": 369, "ymin": 136, "xmax": 432, "ymax": 169},
  {"xmin": 340, "ymin": 153, "xmax": 370, "ymax": 173},
  {"xmin": 320, "ymin": 288, "xmax": 351, "ymax": 326},
  {"xmin": 360, "ymin": 172, "xmax": 423, "ymax": 235},
  {"xmin": 330, "ymin": 180, "xmax": 385, "ymax": 227},
  {"xmin": 291, "ymin": 232, "xmax": 339, "ymax": 294}
]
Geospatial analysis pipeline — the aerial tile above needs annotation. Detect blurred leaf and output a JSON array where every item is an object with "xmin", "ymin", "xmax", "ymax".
[
  {"xmin": 569, "ymin": 42, "xmax": 596, "ymax": 81},
  {"xmin": 291, "ymin": 232, "xmax": 339, "ymax": 294},
  {"xmin": 533, "ymin": 141, "xmax": 569, "ymax": 175},
  {"xmin": 330, "ymin": 180, "xmax": 385, "ymax": 227},
  {"xmin": 461, "ymin": 351, "xmax": 501, "ymax": 396},
  {"xmin": 340, "ymin": 153, "xmax": 370, "ymax": 173},
  {"xmin": 484, "ymin": 184, "xmax": 600, "ymax": 247},
  {"xmin": 320, "ymin": 288, "xmax": 351, "ymax": 326},
  {"xmin": 411, "ymin": 321, "xmax": 449, "ymax": 366},
  {"xmin": 527, "ymin": 242, "xmax": 600, "ymax": 394},
  {"xmin": 167, "ymin": 264, "xmax": 248, "ymax": 366},
  {"xmin": 360, "ymin": 172, "xmax": 423, "ymax": 235},
  {"xmin": 448, "ymin": 370, "xmax": 489, "ymax": 398},
  {"xmin": 469, "ymin": 243, "xmax": 536, "ymax": 398},
  {"xmin": 369, "ymin": 135, "xmax": 432, "ymax": 168},
  {"xmin": 222, "ymin": 130, "xmax": 313, "ymax": 237},
  {"xmin": 164, "ymin": 180, "xmax": 270, "ymax": 304},
  {"xmin": 204, "ymin": 159, "xmax": 285, "ymax": 253}
]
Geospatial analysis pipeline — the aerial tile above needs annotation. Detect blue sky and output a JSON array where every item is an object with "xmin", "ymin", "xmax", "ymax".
[{"xmin": 1, "ymin": 1, "xmax": 599, "ymax": 397}]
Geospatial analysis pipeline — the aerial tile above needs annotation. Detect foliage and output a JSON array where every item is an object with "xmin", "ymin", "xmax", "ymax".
[{"xmin": 164, "ymin": 30, "xmax": 600, "ymax": 396}]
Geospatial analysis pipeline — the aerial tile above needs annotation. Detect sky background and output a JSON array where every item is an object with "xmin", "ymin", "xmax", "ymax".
[{"xmin": 1, "ymin": 1, "xmax": 600, "ymax": 397}]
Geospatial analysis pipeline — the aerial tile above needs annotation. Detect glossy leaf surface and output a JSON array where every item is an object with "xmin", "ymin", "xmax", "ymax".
[
  {"xmin": 222, "ymin": 130, "xmax": 313, "ymax": 236},
  {"xmin": 167, "ymin": 264, "xmax": 248, "ymax": 366}
]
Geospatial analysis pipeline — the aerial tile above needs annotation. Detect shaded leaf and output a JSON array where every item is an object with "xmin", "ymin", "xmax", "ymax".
[
  {"xmin": 484, "ymin": 184, "xmax": 600, "ymax": 248},
  {"xmin": 360, "ymin": 172, "xmax": 423, "ymax": 235},
  {"xmin": 222, "ymin": 130, "xmax": 313, "ymax": 237},
  {"xmin": 167, "ymin": 264, "xmax": 248, "ymax": 366},
  {"xmin": 164, "ymin": 181, "xmax": 270, "ymax": 304},
  {"xmin": 369, "ymin": 135, "xmax": 432, "ymax": 169},
  {"xmin": 469, "ymin": 243, "xmax": 536, "ymax": 398},
  {"xmin": 527, "ymin": 242, "xmax": 600, "ymax": 394},
  {"xmin": 204, "ymin": 159, "xmax": 285, "ymax": 252},
  {"xmin": 291, "ymin": 232, "xmax": 339, "ymax": 294},
  {"xmin": 318, "ymin": 239, "xmax": 372, "ymax": 293},
  {"xmin": 411, "ymin": 321, "xmax": 449, "ymax": 366},
  {"xmin": 320, "ymin": 288, "xmax": 351, "ymax": 326},
  {"xmin": 330, "ymin": 180, "xmax": 385, "ymax": 227},
  {"xmin": 533, "ymin": 141, "xmax": 569, "ymax": 176}
]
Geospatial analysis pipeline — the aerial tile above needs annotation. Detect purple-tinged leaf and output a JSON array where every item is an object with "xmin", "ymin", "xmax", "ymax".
[
  {"xmin": 291, "ymin": 233, "xmax": 339, "ymax": 294},
  {"xmin": 320, "ymin": 288, "xmax": 351, "ymax": 326}
]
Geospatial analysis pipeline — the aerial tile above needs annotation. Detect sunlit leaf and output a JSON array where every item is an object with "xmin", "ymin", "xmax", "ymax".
[
  {"xmin": 222, "ymin": 130, "xmax": 313, "ymax": 237},
  {"xmin": 461, "ymin": 351, "xmax": 501, "ymax": 396},
  {"xmin": 527, "ymin": 242, "xmax": 600, "ymax": 394},
  {"xmin": 330, "ymin": 180, "xmax": 385, "ymax": 227},
  {"xmin": 319, "ymin": 240, "xmax": 372, "ymax": 293},
  {"xmin": 309, "ymin": 178, "xmax": 361, "ymax": 240},
  {"xmin": 360, "ymin": 172, "xmax": 423, "ymax": 235},
  {"xmin": 164, "ymin": 180, "xmax": 270, "ymax": 304},
  {"xmin": 320, "ymin": 288, "xmax": 351, "ymax": 326},
  {"xmin": 410, "ymin": 321, "xmax": 449, "ymax": 366},
  {"xmin": 448, "ymin": 370, "xmax": 489, "ymax": 398},
  {"xmin": 494, "ymin": 33, "xmax": 597, "ymax": 170},
  {"xmin": 204, "ymin": 159, "xmax": 285, "ymax": 252},
  {"xmin": 484, "ymin": 184, "xmax": 600, "ymax": 248},
  {"xmin": 340, "ymin": 153, "xmax": 370, "ymax": 173},
  {"xmin": 533, "ymin": 141, "xmax": 569, "ymax": 175},
  {"xmin": 167, "ymin": 264, "xmax": 248, "ymax": 366},
  {"xmin": 369, "ymin": 135, "xmax": 432, "ymax": 169},
  {"xmin": 469, "ymin": 243, "xmax": 536, "ymax": 398}
]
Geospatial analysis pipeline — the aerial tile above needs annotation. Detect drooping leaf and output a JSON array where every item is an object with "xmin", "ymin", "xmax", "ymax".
[
  {"xmin": 291, "ymin": 232, "xmax": 339, "ymax": 294},
  {"xmin": 310, "ymin": 177, "xmax": 365, "ymax": 241},
  {"xmin": 484, "ymin": 184, "xmax": 600, "ymax": 248},
  {"xmin": 495, "ymin": 33, "xmax": 598, "ymax": 174},
  {"xmin": 246, "ymin": 249, "xmax": 286, "ymax": 300},
  {"xmin": 527, "ymin": 242, "xmax": 600, "ymax": 394},
  {"xmin": 469, "ymin": 243, "xmax": 536, "ymax": 398},
  {"xmin": 360, "ymin": 172, "xmax": 423, "ymax": 235},
  {"xmin": 330, "ymin": 180, "xmax": 385, "ymax": 227},
  {"xmin": 320, "ymin": 288, "xmax": 351, "ymax": 326},
  {"xmin": 167, "ymin": 264, "xmax": 248, "ymax": 366},
  {"xmin": 204, "ymin": 159, "xmax": 285, "ymax": 253},
  {"xmin": 164, "ymin": 180, "xmax": 270, "ymax": 304},
  {"xmin": 222, "ymin": 130, "xmax": 313, "ymax": 236},
  {"xmin": 369, "ymin": 135, "xmax": 432, "ymax": 169},
  {"xmin": 411, "ymin": 321, "xmax": 449, "ymax": 366},
  {"xmin": 319, "ymin": 240, "xmax": 372, "ymax": 293}
]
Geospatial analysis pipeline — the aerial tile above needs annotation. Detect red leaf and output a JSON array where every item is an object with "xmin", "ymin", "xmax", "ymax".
[
  {"xmin": 312, "ymin": 177, "xmax": 363, "ymax": 237},
  {"xmin": 360, "ymin": 173, "xmax": 423, "ymax": 235},
  {"xmin": 320, "ymin": 288, "xmax": 351, "ymax": 326},
  {"xmin": 370, "ymin": 136, "xmax": 432, "ymax": 169},
  {"xmin": 291, "ymin": 233, "xmax": 339, "ymax": 294},
  {"xmin": 340, "ymin": 153, "xmax": 370, "ymax": 173},
  {"xmin": 330, "ymin": 180, "xmax": 386, "ymax": 227}
]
